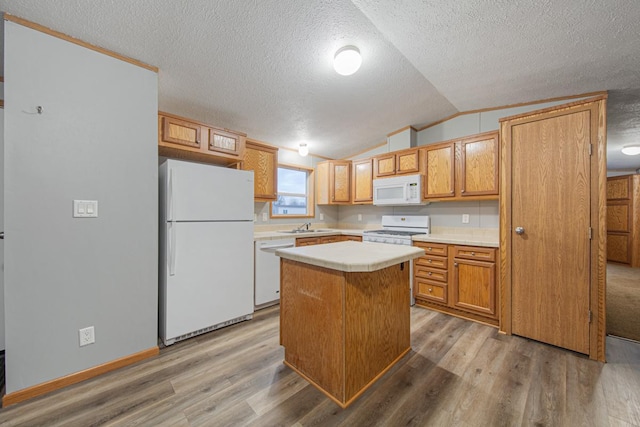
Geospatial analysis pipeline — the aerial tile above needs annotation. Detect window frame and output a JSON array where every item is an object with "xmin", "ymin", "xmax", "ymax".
[{"xmin": 270, "ymin": 163, "xmax": 315, "ymax": 219}]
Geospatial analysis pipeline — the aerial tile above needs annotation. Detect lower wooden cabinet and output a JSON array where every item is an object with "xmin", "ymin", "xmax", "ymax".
[
  {"xmin": 295, "ymin": 234, "xmax": 362, "ymax": 246},
  {"xmin": 413, "ymin": 242, "xmax": 498, "ymax": 326}
]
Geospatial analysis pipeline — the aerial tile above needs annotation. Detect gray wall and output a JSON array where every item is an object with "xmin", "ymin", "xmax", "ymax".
[{"xmin": 4, "ymin": 21, "xmax": 158, "ymax": 393}]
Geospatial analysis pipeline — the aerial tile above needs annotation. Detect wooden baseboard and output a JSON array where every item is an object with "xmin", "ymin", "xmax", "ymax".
[{"xmin": 2, "ymin": 346, "xmax": 159, "ymax": 407}]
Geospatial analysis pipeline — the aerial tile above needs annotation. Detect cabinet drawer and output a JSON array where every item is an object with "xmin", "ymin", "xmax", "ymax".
[
  {"xmin": 453, "ymin": 246, "xmax": 496, "ymax": 262},
  {"xmin": 415, "ymin": 255, "xmax": 447, "ymax": 269},
  {"xmin": 319, "ymin": 235, "xmax": 341, "ymax": 244},
  {"xmin": 415, "ymin": 265, "xmax": 448, "ymax": 282},
  {"xmin": 296, "ymin": 237, "xmax": 320, "ymax": 246},
  {"xmin": 415, "ymin": 279, "xmax": 447, "ymax": 303},
  {"xmin": 413, "ymin": 242, "xmax": 448, "ymax": 256}
]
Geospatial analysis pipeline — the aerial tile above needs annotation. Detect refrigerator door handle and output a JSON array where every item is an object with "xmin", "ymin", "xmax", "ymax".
[
  {"xmin": 168, "ymin": 168, "xmax": 174, "ymax": 221},
  {"xmin": 169, "ymin": 222, "xmax": 176, "ymax": 276}
]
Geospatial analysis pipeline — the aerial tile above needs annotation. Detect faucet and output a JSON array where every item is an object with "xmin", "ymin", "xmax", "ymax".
[{"xmin": 296, "ymin": 222, "xmax": 311, "ymax": 231}]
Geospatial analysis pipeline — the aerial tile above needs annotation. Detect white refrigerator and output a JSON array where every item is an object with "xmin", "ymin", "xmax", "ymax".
[{"xmin": 159, "ymin": 159, "xmax": 254, "ymax": 346}]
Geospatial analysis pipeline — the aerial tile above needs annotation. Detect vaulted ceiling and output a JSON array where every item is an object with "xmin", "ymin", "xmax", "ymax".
[{"xmin": 1, "ymin": 1, "xmax": 639, "ymax": 171}]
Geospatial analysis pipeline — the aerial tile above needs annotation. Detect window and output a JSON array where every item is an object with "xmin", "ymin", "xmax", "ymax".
[{"xmin": 271, "ymin": 165, "xmax": 315, "ymax": 218}]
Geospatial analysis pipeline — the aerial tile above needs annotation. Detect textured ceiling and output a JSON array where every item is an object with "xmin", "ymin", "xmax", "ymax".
[{"xmin": 0, "ymin": 0, "xmax": 639, "ymax": 170}]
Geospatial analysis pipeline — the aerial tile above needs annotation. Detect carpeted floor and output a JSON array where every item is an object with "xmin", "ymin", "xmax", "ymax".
[{"xmin": 607, "ymin": 263, "xmax": 640, "ymax": 342}]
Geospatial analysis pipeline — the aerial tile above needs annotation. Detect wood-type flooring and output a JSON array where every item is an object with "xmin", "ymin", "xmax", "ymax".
[{"xmin": 0, "ymin": 306, "xmax": 639, "ymax": 426}]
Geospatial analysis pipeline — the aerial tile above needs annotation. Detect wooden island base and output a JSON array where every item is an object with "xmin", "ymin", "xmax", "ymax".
[{"xmin": 279, "ymin": 258, "xmax": 411, "ymax": 408}]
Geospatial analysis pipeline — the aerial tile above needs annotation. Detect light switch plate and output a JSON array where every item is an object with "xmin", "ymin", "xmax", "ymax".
[
  {"xmin": 319, "ymin": 213, "xmax": 324, "ymax": 221},
  {"xmin": 358, "ymin": 214, "xmax": 362, "ymax": 221},
  {"xmin": 262, "ymin": 212, "xmax": 268, "ymax": 222},
  {"xmin": 462, "ymin": 214, "xmax": 470, "ymax": 224},
  {"xmin": 74, "ymin": 200, "xmax": 99, "ymax": 218}
]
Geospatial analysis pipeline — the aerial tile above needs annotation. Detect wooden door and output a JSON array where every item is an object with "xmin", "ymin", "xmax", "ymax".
[
  {"xmin": 509, "ymin": 108, "xmax": 592, "ymax": 354},
  {"xmin": 395, "ymin": 149, "xmax": 421, "ymax": 175},
  {"xmin": 243, "ymin": 141, "xmax": 277, "ymax": 201},
  {"xmin": 352, "ymin": 159, "xmax": 373, "ymax": 203},
  {"xmin": 452, "ymin": 258, "xmax": 496, "ymax": 317},
  {"xmin": 424, "ymin": 142, "xmax": 455, "ymax": 198},
  {"xmin": 330, "ymin": 161, "xmax": 351, "ymax": 204},
  {"xmin": 460, "ymin": 132, "xmax": 499, "ymax": 196},
  {"xmin": 161, "ymin": 116, "xmax": 202, "ymax": 149},
  {"xmin": 373, "ymin": 153, "xmax": 396, "ymax": 177}
]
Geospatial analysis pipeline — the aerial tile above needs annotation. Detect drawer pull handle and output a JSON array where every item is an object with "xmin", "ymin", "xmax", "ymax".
[
  {"xmin": 428, "ymin": 272, "xmax": 432, "ymax": 276},
  {"xmin": 427, "ymin": 259, "xmax": 432, "ymax": 263},
  {"xmin": 428, "ymin": 288, "xmax": 433, "ymax": 293},
  {"xmin": 428, "ymin": 247, "xmax": 432, "ymax": 251},
  {"xmin": 471, "ymin": 252, "xmax": 475, "ymax": 256}
]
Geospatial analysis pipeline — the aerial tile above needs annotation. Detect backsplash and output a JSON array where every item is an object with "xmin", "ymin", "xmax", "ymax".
[{"xmin": 338, "ymin": 200, "xmax": 499, "ymax": 229}]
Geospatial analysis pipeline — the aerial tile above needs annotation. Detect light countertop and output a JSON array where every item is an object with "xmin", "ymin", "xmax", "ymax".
[
  {"xmin": 275, "ymin": 241, "xmax": 424, "ymax": 273},
  {"xmin": 254, "ymin": 228, "xmax": 498, "ymax": 247},
  {"xmin": 253, "ymin": 229, "xmax": 364, "ymax": 241},
  {"xmin": 412, "ymin": 234, "xmax": 498, "ymax": 248}
]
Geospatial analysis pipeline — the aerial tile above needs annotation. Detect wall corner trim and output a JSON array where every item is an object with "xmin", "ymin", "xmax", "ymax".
[{"xmin": 2, "ymin": 346, "xmax": 160, "ymax": 407}]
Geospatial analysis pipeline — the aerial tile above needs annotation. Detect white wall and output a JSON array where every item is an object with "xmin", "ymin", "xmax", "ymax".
[{"xmin": 4, "ymin": 22, "xmax": 158, "ymax": 393}]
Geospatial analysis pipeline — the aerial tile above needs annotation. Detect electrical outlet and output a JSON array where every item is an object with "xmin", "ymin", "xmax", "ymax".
[
  {"xmin": 358, "ymin": 214, "xmax": 362, "ymax": 221},
  {"xmin": 262, "ymin": 213, "xmax": 268, "ymax": 222},
  {"xmin": 319, "ymin": 213, "xmax": 324, "ymax": 221},
  {"xmin": 462, "ymin": 214, "xmax": 470, "ymax": 224},
  {"xmin": 254, "ymin": 213, "xmax": 257, "ymax": 222},
  {"xmin": 79, "ymin": 326, "xmax": 95, "ymax": 347}
]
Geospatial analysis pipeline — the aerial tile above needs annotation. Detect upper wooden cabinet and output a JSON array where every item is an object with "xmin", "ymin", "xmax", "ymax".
[
  {"xmin": 424, "ymin": 142, "xmax": 455, "ymax": 198},
  {"xmin": 242, "ymin": 139, "xmax": 278, "ymax": 202},
  {"xmin": 158, "ymin": 111, "xmax": 246, "ymax": 165},
  {"xmin": 606, "ymin": 174, "xmax": 640, "ymax": 267},
  {"xmin": 316, "ymin": 160, "xmax": 351, "ymax": 205},
  {"xmin": 373, "ymin": 148, "xmax": 423, "ymax": 178},
  {"xmin": 460, "ymin": 132, "xmax": 499, "ymax": 196},
  {"xmin": 423, "ymin": 131, "xmax": 499, "ymax": 201},
  {"xmin": 352, "ymin": 158, "xmax": 373, "ymax": 204}
]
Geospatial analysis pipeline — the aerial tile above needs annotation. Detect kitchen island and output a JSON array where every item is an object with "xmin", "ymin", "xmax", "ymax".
[{"xmin": 276, "ymin": 241, "xmax": 424, "ymax": 408}]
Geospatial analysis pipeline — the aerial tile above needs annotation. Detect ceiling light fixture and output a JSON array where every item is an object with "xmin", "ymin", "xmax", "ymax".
[
  {"xmin": 298, "ymin": 143, "xmax": 309, "ymax": 157},
  {"xmin": 621, "ymin": 144, "xmax": 640, "ymax": 156},
  {"xmin": 333, "ymin": 46, "xmax": 362, "ymax": 76}
]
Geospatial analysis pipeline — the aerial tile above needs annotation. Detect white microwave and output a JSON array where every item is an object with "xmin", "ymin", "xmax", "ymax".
[{"xmin": 373, "ymin": 174, "xmax": 425, "ymax": 206}]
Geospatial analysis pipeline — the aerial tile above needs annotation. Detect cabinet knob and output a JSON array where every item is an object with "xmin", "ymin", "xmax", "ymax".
[
  {"xmin": 428, "ymin": 247, "xmax": 432, "ymax": 251},
  {"xmin": 428, "ymin": 288, "xmax": 433, "ymax": 293},
  {"xmin": 471, "ymin": 252, "xmax": 475, "ymax": 256},
  {"xmin": 428, "ymin": 271, "xmax": 432, "ymax": 276},
  {"xmin": 461, "ymin": 189, "xmax": 465, "ymax": 193},
  {"xmin": 454, "ymin": 262, "xmax": 458, "ymax": 267},
  {"xmin": 427, "ymin": 259, "xmax": 432, "ymax": 263},
  {"xmin": 515, "ymin": 226, "xmax": 525, "ymax": 235}
]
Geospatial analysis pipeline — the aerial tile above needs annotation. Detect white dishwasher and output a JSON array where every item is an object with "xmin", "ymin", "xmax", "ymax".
[{"xmin": 254, "ymin": 238, "xmax": 296, "ymax": 308}]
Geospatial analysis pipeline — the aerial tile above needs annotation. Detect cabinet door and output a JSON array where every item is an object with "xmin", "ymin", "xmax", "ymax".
[
  {"xmin": 208, "ymin": 128, "xmax": 244, "ymax": 156},
  {"xmin": 395, "ymin": 149, "xmax": 421, "ymax": 175},
  {"xmin": 424, "ymin": 142, "xmax": 455, "ymax": 198},
  {"xmin": 373, "ymin": 154, "xmax": 396, "ymax": 177},
  {"xmin": 452, "ymin": 258, "xmax": 496, "ymax": 317},
  {"xmin": 607, "ymin": 232, "xmax": 630, "ymax": 264},
  {"xmin": 607, "ymin": 176, "xmax": 631, "ymax": 200},
  {"xmin": 296, "ymin": 237, "xmax": 320, "ymax": 246},
  {"xmin": 243, "ymin": 141, "xmax": 278, "ymax": 201},
  {"xmin": 316, "ymin": 162, "xmax": 330, "ymax": 205},
  {"xmin": 460, "ymin": 133, "xmax": 499, "ymax": 196},
  {"xmin": 161, "ymin": 116, "xmax": 202, "ymax": 149},
  {"xmin": 330, "ymin": 161, "xmax": 351, "ymax": 203},
  {"xmin": 607, "ymin": 202, "xmax": 630, "ymax": 232},
  {"xmin": 352, "ymin": 158, "xmax": 373, "ymax": 203}
]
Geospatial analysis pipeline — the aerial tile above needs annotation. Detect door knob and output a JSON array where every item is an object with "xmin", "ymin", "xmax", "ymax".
[{"xmin": 515, "ymin": 227, "xmax": 525, "ymax": 235}]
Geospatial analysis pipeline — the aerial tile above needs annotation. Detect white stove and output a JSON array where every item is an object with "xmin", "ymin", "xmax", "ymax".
[{"xmin": 362, "ymin": 215, "xmax": 430, "ymax": 246}]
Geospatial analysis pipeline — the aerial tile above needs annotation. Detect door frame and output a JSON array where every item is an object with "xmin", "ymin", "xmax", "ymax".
[{"xmin": 498, "ymin": 95, "xmax": 607, "ymax": 361}]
